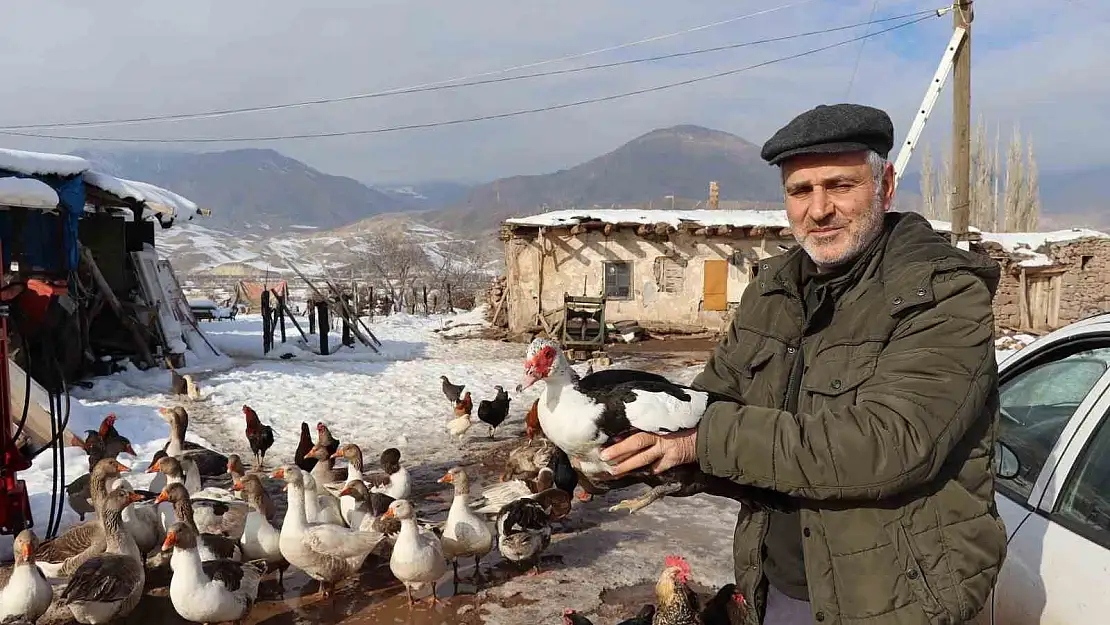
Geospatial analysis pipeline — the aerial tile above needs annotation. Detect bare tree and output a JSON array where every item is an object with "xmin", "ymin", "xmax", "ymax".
[
  {"xmin": 354, "ymin": 231, "xmax": 432, "ymax": 312},
  {"xmin": 1021, "ymin": 137, "xmax": 1041, "ymax": 231},
  {"xmin": 1003, "ymin": 126, "xmax": 1026, "ymax": 233},
  {"xmin": 969, "ymin": 118, "xmax": 1000, "ymax": 231}
]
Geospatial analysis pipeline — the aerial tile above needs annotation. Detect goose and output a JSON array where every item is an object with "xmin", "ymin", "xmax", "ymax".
[
  {"xmin": 337, "ymin": 481, "xmax": 398, "ymax": 542},
  {"xmin": 156, "ymin": 483, "xmax": 243, "ymax": 562},
  {"xmin": 383, "ymin": 499, "xmax": 447, "ymax": 607},
  {"xmin": 233, "ymin": 474, "xmax": 289, "ymax": 585},
  {"xmin": 163, "ymin": 522, "xmax": 265, "ymax": 625},
  {"xmin": 303, "ymin": 471, "xmax": 346, "ymax": 527},
  {"xmin": 470, "ymin": 467, "xmax": 572, "ymax": 520},
  {"xmin": 496, "ymin": 497, "xmax": 553, "ymax": 576},
  {"xmin": 438, "ymin": 467, "xmax": 493, "ymax": 588},
  {"xmin": 59, "ymin": 489, "xmax": 147, "ymax": 624},
  {"xmin": 273, "ymin": 466, "xmax": 385, "ymax": 599},
  {"xmin": 304, "ymin": 445, "xmax": 345, "ymax": 487},
  {"xmin": 37, "ymin": 459, "xmax": 132, "ymax": 579},
  {"xmin": 148, "ymin": 451, "xmax": 202, "ymax": 496},
  {"xmin": 329, "ymin": 443, "xmax": 368, "ymax": 524},
  {"xmin": 367, "ymin": 448, "xmax": 410, "ymax": 501},
  {"xmin": 0, "ymin": 530, "xmax": 52, "ymax": 623},
  {"xmin": 228, "ymin": 454, "xmax": 277, "ymax": 521},
  {"xmin": 158, "ymin": 406, "xmax": 229, "ymax": 477}
]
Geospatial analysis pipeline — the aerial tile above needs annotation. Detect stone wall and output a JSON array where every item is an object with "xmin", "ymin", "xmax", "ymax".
[{"xmin": 978, "ymin": 236, "xmax": 1110, "ymax": 331}]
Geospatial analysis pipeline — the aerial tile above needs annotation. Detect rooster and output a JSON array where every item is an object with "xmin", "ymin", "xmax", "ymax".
[
  {"xmin": 476, "ymin": 386, "xmax": 510, "ymax": 438},
  {"xmin": 524, "ymin": 398, "xmax": 541, "ymax": 441},
  {"xmin": 453, "ymin": 391, "xmax": 472, "ymax": 418},
  {"xmin": 441, "ymin": 375, "xmax": 465, "ymax": 403},
  {"xmin": 242, "ymin": 405, "xmax": 274, "ymax": 469},
  {"xmin": 316, "ymin": 422, "xmax": 340, "ymax": 457}
]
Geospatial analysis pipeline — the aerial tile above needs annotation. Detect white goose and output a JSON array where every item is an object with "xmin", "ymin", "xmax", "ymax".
[
  {"xmin": 164, "ymin": 521, "xmax": 264, "ymax": 625},
  {"xmin": 368, "ymin": 448, "xmax": 411, "ymax": 501},
  {"xmin": 0, "ymin": 530, "xmax": 52, "ymax": 623},
  {"xmin": 384, "ymin": 499, "xmax": 447, "ymax": 607},
  {"xmin": 329, "ymin": 443, "xmax": 369, "ymax": 525},
  {"xmin": 438, "ymin": 467, "xmax": 493, "ymax": 589},
  {"xmin": 303, "ymin": 472, "xmax": 346, "ymax": 527},
  {"xmin": 274, "ymin": 466, "xmax": 385, "ymax": 599},
  {"xmin": 234, "ymin": 474, "xmax": 289, "ymax": 585}
]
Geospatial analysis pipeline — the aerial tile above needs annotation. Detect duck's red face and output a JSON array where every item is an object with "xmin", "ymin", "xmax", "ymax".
[{"xmin": 518, "ymin": 346, "xmax": 557, "ymax": 391}]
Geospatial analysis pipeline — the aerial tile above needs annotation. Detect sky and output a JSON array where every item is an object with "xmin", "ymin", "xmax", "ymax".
[{"xmin": 0, "ymin": 0, "xmax": 1106, "ymax": 186}]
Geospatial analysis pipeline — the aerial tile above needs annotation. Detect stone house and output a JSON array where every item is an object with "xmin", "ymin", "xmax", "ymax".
[
  {"xmin": 500, "ymin": 209, "xmax": 963, "ymax": 337},
  {"xmin": 973, "ymin": 229, "xmax": 1110, "ymax": 332}
]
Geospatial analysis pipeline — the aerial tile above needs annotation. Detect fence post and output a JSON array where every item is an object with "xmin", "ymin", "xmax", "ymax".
[
  {"xmin": 261, "ymin": 290, "xmax": 272, "ymax": 354},
  {"xmin": 309, "ymin": 299, "xmax": 316, "ymax": 334},
  {"xmin": 341, "ymin": 294, "xmax": 354, "ymax": 347},
  {"xmin": 446, "ymin": 283, "xmax": 454, "ymax": 313},
  {"xmin": 317, "ymin": 301, "xmax": 330, "ymax": 355},
  {"xmin": 277, "ymin": 292, "xmax": 287, "ymax": 343}
]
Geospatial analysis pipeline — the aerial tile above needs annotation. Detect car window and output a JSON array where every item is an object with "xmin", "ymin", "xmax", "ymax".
[
  {"xmin": 1054, "ymin": 413, "xmax": 1110, "ymax": 549},
  {"xmin": 997, "ymin": 347, "xmax": 1110, "ymax": 502}
]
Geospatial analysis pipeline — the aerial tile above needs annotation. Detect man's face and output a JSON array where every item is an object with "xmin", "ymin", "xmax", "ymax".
[{"xmin": 782, "ymin": 151, "xmax": 894, "ymax": 269}]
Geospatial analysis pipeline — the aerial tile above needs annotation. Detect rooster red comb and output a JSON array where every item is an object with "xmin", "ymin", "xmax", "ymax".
[
  {"xmin": 732, "ymin": 590, "xmax": 747, "ymax": 606},
  {"xmin": 665, "ymin": 555, "xmax": 691, "ymax": 575},
  {"xmin": 316, "ymin": 422, "xmax": 325, "ymax": 430}
]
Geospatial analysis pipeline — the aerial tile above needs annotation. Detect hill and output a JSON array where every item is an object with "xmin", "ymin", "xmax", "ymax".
[
  {"xmin": 422, "ymin": 125, "xmax": 783, "ymax": 234},
  {"xmin": 71, "ymin": 148, "xmax": 408, "ymax": 232}
]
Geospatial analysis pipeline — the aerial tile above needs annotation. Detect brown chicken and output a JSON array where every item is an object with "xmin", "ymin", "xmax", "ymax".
[
  {"xmin": 454, "ymin": 391, "xmax": 472, "ymax": 417},
  {"xmin": 699, "ymin": 583, "xmax": 748, "ymax": 625},
  {"xmin": 316, "ymin": 422, "xmax": 340, "ymax": 457},
  {"xmin": 524, "ymin": 398, "xmax": 541, "ymax": 441},
  {"xmin": 242, "ymin": 405, "xmax": 274, "ymax": 469},
  {"xmin": 294, "ymin": 421, "xmax": 316, "ymax": 472},
  {"xmin": 653, "ymin": 555, "xmax": 702, "ymax": 625}
]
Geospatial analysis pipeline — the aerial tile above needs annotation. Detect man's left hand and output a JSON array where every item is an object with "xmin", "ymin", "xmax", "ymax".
[{"xmin": 599, "ymin": 429, "xmax": 698, "ymax": 476}]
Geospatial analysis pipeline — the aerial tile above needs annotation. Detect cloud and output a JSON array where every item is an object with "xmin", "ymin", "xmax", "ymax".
[{"xmin": 0, "ymin": 0, "xmax": 1102, "ymax": 184}]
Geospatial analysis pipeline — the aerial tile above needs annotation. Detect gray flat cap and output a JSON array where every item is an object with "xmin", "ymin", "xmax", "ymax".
[{"xmin": 760, "ymin": 103, "xmax": 894, "ymax": 165}]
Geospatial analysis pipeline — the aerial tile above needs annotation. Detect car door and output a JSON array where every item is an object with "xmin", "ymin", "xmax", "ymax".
[{"xmin": 990, "ymin": 336, "xmax": 1110, "ymax": 624}]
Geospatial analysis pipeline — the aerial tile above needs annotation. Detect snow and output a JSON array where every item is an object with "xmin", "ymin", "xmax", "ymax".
[
  {"xmin": 82, "ymin": 170, "xmax": 200, "ymax": 223},
  {"xmin": 0, "ymin": 147, "xmax": 89, "ymax": 177},
  {"xmin": 0, "ymin": 177, "xmax": 59, "ymax": 209},
  {"xmin": 507, "ymin": 208, "xmax": 965, "ymax": 235}
]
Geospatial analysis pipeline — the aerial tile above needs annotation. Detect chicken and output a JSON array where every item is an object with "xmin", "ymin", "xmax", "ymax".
[
  {"xmin": 169, "ymin": 368, "xmax": 188, "ymax": 396},
  {"xmin": 441, "ymin": 375, "xmax": 465, "ymax": 404},
  {"xmin": 242, "ymin": 405, "xmax": 275, "ymax": 470},
  {"xmin": 453, "ymin": 392, "xmax": 472, "ymax": 418},
  {"xmin": 699, "ymin": 583, "xmax": 748, "ymax": 625},
  {"xmin": 476, "ymin": 386, "xmax": 510, "ymax": 438},
  {"xmin": 561, "ymin": 605, "xmax": 655, "ymax": 625},
  {"xmin": 653, "ymin": 556, "xmax": 701, "ymax": 625},
  {"xmin": 294, "ymin": 422, "xmax": 316, "ymax": 473},
  {"xmin": 315, "ymin": 422, "xmax": 340, "ymax": 458},
  {"xmin": 524, "ymin": 398, "xmax": 541, "ymax": 441}
]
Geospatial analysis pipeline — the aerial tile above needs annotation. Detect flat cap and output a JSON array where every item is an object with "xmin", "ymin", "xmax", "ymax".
[{"xmin": 760, "ymin": 103, "xmax": 894, "ymax": 165}]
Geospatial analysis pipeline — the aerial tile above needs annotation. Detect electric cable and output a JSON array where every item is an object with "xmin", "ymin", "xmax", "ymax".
[
  {"xmin": 2, "ymin": 14, "xmax": 938, "ymax": 144},
  {"xmin": 0, "ymin": 7, "xmax": 931, "ymax": 132}
]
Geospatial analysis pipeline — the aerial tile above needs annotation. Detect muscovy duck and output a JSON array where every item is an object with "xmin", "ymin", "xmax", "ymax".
[{"xmin": 516, "ymin": 337, "xmax": 789, "ymax": 514}]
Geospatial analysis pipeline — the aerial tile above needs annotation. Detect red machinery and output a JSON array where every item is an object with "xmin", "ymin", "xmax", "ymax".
[{"xmin": 0, "ymin": 240, "xmax": 33, "ymax": 535}]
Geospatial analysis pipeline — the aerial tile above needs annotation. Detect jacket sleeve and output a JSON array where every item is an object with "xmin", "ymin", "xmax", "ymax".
[{"xmin": 694, "ymin": 270, "xmax": 996, "ymax": 501}]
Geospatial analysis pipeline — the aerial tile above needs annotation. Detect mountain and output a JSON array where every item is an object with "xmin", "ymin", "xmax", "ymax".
[
  {"xmin": 374, "ymin": 181, "xmax": 473, "ymax": 209},
  {"xmin": 423, "ymin": 125, "xmax": 783, "ymax": 234},
  {"xmin": 71, "ymin": 148, "xmax": 408, "ymax": 232}
]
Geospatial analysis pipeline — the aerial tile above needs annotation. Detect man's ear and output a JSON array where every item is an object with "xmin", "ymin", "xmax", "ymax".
[{"xmin": 882, "ymin": 161, "xmax": 896, "ymax": 212}]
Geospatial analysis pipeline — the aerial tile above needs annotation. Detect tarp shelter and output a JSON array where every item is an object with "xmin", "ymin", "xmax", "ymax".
[
  {"xmin": 234, "ymin": 280, "xmax": 288, "ymax": 313},
  {"xmin": 0, "ymin": 148, "xmax": 89, "ymax": 274}
]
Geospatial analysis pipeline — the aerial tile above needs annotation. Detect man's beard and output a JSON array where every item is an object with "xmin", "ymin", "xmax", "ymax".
[{"xmin": 793, "ymin": 188, "xmax": 885, "ymax": 270}]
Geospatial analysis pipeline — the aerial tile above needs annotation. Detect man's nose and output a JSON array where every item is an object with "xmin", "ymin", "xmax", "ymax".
[{"xmin": 807, "ymin": 186, "xmax": 834, "ymax": 222}]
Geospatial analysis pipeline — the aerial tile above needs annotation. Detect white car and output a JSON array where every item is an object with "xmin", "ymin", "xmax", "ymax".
[{"xmin": 986, "ymin": 312, "xmax": 1110, "ymax": 624}]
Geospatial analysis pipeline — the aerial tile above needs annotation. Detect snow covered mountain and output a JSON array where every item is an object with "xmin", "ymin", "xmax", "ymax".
[{"xmin": 155, "ymin": 215, "xmax": 498, "ymax": 277}]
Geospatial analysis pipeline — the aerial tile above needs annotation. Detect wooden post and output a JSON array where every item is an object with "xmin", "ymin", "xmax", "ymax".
[
  {"xmin": 446, "ymin": 283, "xmax": 454, "ymax": 313},
  {"xmin": 368, "ymin": 287, "xmax": 374, "ymax": 319},
  {"xmin": 950, "ymin": 1, "xmax": 973, "ymax": 245},
  {"xmin": 78, "ymin": 247, "xmax": 156, "ymax": 368},
  {"xmin": 317, "ymin": 302, "xmax": 330, "ymax": 355},
  {"xmin": 341, "ymin": 294, "xmax": 354, "ymax": 347},
  {"xmin": 422, "ymin": 285, "xmax": 429, "ymax": 315},
  {"xmin": 277, "ymin": 292, "xmax": 287, "ymax": 343},
  {"xmin": 261, "ymin": 290, "xmax": 272, "ymax": 354},
  {"xmin": 272, "ymin": 289, "xmax": 308, "ymax": 343},
  {"xmin": 308, "ymin": 299, "xmax": 316, "ymax": 334}
]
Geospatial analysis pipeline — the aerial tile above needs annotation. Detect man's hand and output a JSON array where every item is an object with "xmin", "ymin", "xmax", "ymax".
[{"xmin": 599, "ymin": 429, "xmax": 698, "ymax": 476}]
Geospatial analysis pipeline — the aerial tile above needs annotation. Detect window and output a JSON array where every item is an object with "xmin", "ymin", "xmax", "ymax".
[
  {"xmin": 1055, "ymin": 414, "xmax": 1110, "ymax": 548},
  {"xmin": 996, "ymin": 345, "xmax": 1110, "ymax": 502},
  {"xmin": 1081, "ymin": 255, "xmax": 1094, "ymax": 271},
  {"xmin": 604, "ymin": 261, "xmax": 632, "ymax": 299},
  {"xmin": 653, "ymin": 257, "xmax": 685, "ymax": 294}
]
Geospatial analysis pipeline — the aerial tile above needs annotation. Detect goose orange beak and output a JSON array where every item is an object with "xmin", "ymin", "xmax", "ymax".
[
  {"xmin": 339, "ymin": 487, "xmax": 352, "ymax": 497},
  {"xmin": 161, "ymin": 530, "xmax": 177, "ymax": 551},
  {"xmin": 126, "ymin": 492, "xmax": 146, "ymax": 504},
  {"xmin": 113, "ymin": 460, "xmax": 130, "ymax": 473},
  {"xmin": 381, "ymin": 508, "xmax": 395, "ymax": 520},
  {"xmin": 154, "ymin": 491, "xmax": 169, "ymax": 505},
  {"xmin": 230, "ymin": 480, "xmax": 243, "ymax": 492},
  {"xmin": 437, "ymin": 472, "xmax": 454, "ymax": 484},
  {"xmin": 20, "ymin": 541, "xmax": 32, "ymax": 560},
  {"xmin": 271, "ymin": 468, "xmax": 285, "ymax": 480}
]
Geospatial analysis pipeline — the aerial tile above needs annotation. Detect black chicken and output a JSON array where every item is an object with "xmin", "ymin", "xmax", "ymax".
[
  {"xmin": 476, "ymin": 385, "xmax": 510, "ymax": 438},
  {"xmin": 294, "ymin": 422, "xmax": 317, "ymax": 472},
  {"xmin": 441, "ymin": 375, "xmax": 465, "ymax": 403},
  {"xmin": 242, "ymin": 405, "xmax": 275, "ymax": 469},
  {"xmin": 700, "ymin": 583, "xmax": 748, "ymax": 625}
]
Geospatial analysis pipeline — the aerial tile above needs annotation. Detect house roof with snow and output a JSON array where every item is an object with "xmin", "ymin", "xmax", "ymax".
[
  {"xmin": 976, "ymin": 228, "xmax": 1110, "ymax": 268},
  {"xmin": 82, "ymin": 170, "xmax": 203, "ymax": 227},
  {"xmin": 0, "ymin": 177, "xmax": 60, "ymax": 210},
  {"xmin": 502, "ymin": 208, "xmax": 964, "ymax": 238},
  {"xmin": 0, "ymin": 147, "xmax": 90, "ymax": 178}
]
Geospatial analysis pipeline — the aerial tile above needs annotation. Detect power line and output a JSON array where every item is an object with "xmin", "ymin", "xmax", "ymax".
[
  {"xmin": 3, "ymin": 14, "xmax": 938, "ymax": 145},
  {"xmin": 845, "ymin": 0, "xmax": 882, "ymax": 98},
  {"xmin": 0, "ymin": 9, "xmax": 932, "ymax": 133},
  {"xmin": 0, "ymin": 0, "xmax": 823, "ymax": 132}
]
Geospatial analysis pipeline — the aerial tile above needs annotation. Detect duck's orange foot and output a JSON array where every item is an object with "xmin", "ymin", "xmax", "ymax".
[{"xmin": 576, "ymin": 491, "xmax": 593, "ymax": 502}]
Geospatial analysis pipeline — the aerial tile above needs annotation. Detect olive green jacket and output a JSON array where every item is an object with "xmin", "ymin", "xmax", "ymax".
[{"xmin": 693, "ymin": 212, "xmax": 1007, "ymax": 625}]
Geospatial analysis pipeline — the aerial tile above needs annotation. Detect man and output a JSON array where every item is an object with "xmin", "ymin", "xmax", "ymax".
[{"xmin": 601, "ymin": 103, "xmax": 1007, "ymax": 625}]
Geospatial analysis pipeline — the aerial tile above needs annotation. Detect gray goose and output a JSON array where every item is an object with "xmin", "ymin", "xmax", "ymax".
[
  {"xmin": 60, "ymin": 489, "xmax": 147, "ymax": 624},
  {"xmin": 156, "ymin": 483, "xmax": 242, "ymax": 562},
  {"xmin": 233, "ymin": 474, "xmax": 289, "ymax": 585},
  {"xmin": 0, "ymin": 529, "xmax": 52, "ymax": 623}
]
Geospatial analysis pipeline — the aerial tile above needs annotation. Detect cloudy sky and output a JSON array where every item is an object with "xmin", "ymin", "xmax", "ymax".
[{"xmin": 1, "ymin": 0, "xmax": 1105, "ymax": 185}]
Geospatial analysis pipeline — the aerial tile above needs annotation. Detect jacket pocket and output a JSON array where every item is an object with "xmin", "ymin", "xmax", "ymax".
[
  {"xmin": 802, "ymin": 342, "xmax": 880, "ymax": 398},
  {"xmin": 884, "ymin": 521, "xmax": 949, "ymax": 623}
]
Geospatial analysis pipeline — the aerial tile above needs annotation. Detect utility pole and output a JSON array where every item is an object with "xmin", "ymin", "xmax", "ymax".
[{"xmin": 950, "ymin": 1, "xmax": 973, "ymax": 247}]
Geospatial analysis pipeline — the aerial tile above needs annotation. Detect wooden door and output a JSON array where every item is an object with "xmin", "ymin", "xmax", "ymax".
[
  {"xmin": 703, "ymin": 259, "xmax": 728, "ymax": 311},
  {"xmin": 1027, "ymin": 275, "xmax": 1062, "ymax": 331}
]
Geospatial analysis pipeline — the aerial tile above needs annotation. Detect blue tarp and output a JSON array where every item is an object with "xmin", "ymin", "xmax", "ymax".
[{"xmin": 0, "ymin": 170, "xmax": 85, "ymax": 272}]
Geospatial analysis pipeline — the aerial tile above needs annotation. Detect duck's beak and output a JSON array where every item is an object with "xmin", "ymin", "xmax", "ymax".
[
  {"xmin": 146, "ymin": 464, "xmax": 160, "ymax": 474},
  {"xmin": 330, "ymin": 450, "xmax": 343, "ymax": 459},
  {"xmin": 114, "ymin": 460, "xmax": 131, "ymax": 473},
  {"xmin": 381, "ymin": 508, "xmax": 395, "ymax": 520},
  {"xmin": 230, "ymin": 480, "xmax": 243, "ymax": 492},
  {"xmin": 437, "ymin": 472, "xmax": 454, "ymax": 484},
  {"xmin": 20, "ymin": 541, "xmax": 32, "ymax": 560},
  {"xmin": 127, "ymin": 492, "xmax": 146, "ymax": 504},
  {"xmin": 339, "ymin": 487, "xmax": 352, "ymax": 497},
  {"xmin": 517, "ymin": 370, "xmax": 541, "ymax": 393},
  {"xmin": 271, "ymin": 468, "xmax": 285, "ymax": 480},
  {"xmin": 161, "ymin": 531, "xmax": 177, "ymax": 551},
  {"xmin": 154, "ymin": 491, "xmax": 169, "ymax": 505}
]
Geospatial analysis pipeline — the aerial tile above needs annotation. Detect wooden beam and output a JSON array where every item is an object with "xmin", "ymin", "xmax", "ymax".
[{"xmin": 79, "ymin": 246, "xmax": 156, "ymax": 368}]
